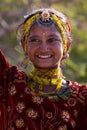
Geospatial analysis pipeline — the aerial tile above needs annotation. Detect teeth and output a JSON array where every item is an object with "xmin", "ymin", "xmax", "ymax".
[{"xmin": 38, "ymin": 55, "xmax": 51, "ymax": 58}]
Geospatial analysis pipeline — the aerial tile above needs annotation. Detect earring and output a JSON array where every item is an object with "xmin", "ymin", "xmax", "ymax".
[
  {"xmin": 61, "ymin": 53, "xmax": 69, "ymax": 66},
  {"xmin": 63, "ymin": 53, "xmax": 69, "ymax": 59}
]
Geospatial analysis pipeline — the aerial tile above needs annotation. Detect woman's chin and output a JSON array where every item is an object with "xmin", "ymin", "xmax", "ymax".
[{"xmin": 34, "ymin": 64, "xmax": 58, "ymax": 69}]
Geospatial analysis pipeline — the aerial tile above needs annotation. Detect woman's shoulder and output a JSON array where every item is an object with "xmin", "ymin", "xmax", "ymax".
[
  {"xmin": 68, "ymin": 80, "xmax": 87, "ymax": 103},
  {"xmin": 69, "ymin": 80, "xmax": 87, "ymax": 92}
]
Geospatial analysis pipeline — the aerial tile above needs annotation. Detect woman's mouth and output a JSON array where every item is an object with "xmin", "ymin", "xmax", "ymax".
[{"xmin": 37, "ymin": 55, "xmax": 52, "ymax": 59}]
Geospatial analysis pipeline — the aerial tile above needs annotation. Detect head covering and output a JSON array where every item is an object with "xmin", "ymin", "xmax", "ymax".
[{"xmin": 17, "ymin": 8, "xmax": 71, "ymax": 54}]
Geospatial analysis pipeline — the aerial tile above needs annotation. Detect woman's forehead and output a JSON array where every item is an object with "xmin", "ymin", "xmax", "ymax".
[
  {"xmin": 29, "ymin": 22, "xmax": 60, "ymax": 35},
  {"xmin": 29, "ymin": 23, "xmax": 61, "ymax": 38}
]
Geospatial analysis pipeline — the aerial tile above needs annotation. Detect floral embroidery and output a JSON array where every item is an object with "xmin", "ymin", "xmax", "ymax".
[
  {"xmin": 20, "ymin": 93, "xmax": 24, "ymax": 98},
  {"xmin": 71, "ymin": 85, "xmax": 79, "ymax": 96},
  {"xmin": 25, "ymin": 127, "xmax": 30, "ymax": 130},
  {"xmin": 58, "ymin": 125, "xmax": 67, "ymax": 130},
  {"xmin": 73, "ymin": 109, "xmax": 78, "ymax": 118},
  {"xmin": 15, "ymin": 118, "xmax": 24, "ymax": 128},
  {"xmin": 8, "ymin": 85, "xmax": 17, "ymax": 96},
  {"xmin": 70, "ymin": 120, "xmax": 76, "ymax": 128},
  {"xmin": 46, "ymin": 112, "xmax": 53, "ymax": 119},
  {"xmin": 67, "ymin": 97, "xmax": 77, "ymax": 107},
  {"xmin": 14, "ymin": 74, "xmax": 23, "ymax": 80},
  {"xmin": 15, "ymin": 102, "xmax": 25, "ymax": 113},
  {"xmin": 24, "ymin": 87, "xmax": 30, "ymax": 94},
  {"xmin": 79, "ymin": 88, "xmax": 87, "ymax": 100},
  {"xmin": 26, "ymin": 108, "xmax": 38, "ymax": 119},
  {"xmin": 61, "ymin": 111, "xmax": 70, "ymax": 122},
  {"xmin": 33, "ymin": 96, "xmax": 43, "ymax": 104},
  {"xmin": 18, "ymin": 76, "xmax": 23, "ymax": 80}
]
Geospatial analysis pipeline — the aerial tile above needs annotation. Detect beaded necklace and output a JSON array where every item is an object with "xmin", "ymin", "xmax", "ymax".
[{"xmin": 27, "ymin": 67, "xmax": 63, "ymax": 96}]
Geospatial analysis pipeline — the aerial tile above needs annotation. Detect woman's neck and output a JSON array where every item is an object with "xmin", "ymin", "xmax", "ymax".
[
  {"xmin": 27, "ymin": 67, "xmax": 63, "ymax": 96},
  {"xmin": 32, "ymin": 67, "xmax": 63, "ymax": 79}
]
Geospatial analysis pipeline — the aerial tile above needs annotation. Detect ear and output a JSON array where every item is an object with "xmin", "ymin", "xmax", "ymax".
[
  {"xmin": 61, "ymin": 52, "xmax": 69, "ymax": 66},
  {"xmin": 62, "ymin": 52, "xmax": 69, "ymax": 60}
]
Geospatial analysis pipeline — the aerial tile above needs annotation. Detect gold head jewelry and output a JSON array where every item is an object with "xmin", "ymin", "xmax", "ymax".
[
  {"xmin": 41, "ymin": 10, "xmax": 50, "ymax": 21},
  {"xmin": 20, "ymin": 10, "xmax": 68, "ymax": 53}
]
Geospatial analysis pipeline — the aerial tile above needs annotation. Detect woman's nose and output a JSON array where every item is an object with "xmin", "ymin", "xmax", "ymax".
[{"xmin": 39, "ymin": 41, "xmax": 48, "ymax": 51}]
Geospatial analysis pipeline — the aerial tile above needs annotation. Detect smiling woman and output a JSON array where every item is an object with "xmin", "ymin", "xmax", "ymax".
[
  {"xmin": 0, "ymin": 8, "xmax": 87, "ymax": 130},
  {"xmin": 27, "ymin": 23, "xmax": 63, "ymax": 69}
]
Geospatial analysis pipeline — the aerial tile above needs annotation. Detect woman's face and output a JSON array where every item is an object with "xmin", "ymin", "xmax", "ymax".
[{"xmin": 27, "ymin": 23, "xmax": 63, "ymax": 69}]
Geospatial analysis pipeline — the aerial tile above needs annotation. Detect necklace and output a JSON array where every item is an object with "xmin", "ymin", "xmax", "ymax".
[{"xmin": 27, "ymin": 67, "xmax": 63, "ymax": 96}]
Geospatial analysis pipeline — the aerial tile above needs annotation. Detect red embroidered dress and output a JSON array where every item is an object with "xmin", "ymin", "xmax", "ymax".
[{"xmin": 0, "ymin": 50, "xmax": 87, "ymax": 130}]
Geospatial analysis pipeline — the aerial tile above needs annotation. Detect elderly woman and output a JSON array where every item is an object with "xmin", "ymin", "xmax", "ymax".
[{"xmin": 0, "ymin": 8, "xmax": 87, "ymax": 130}]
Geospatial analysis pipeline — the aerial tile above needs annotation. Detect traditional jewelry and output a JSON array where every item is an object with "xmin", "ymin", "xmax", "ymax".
[
  {"xmin": 41, "ymin": 10, "xmax": 50, "ymax": 21},
  {"xmin": 27, "ymin": 67, "xmax": 63, "ymax": 96},
  {"xmin": 42, "ymin": 32, "xmax": 46, "ymax": 36}
]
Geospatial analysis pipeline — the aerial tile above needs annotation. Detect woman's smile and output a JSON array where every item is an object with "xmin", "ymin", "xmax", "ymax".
[
  {"xmin": 27, "ymin": 22, "xmax": 63, "ymax": 68},
  {"xmin": 36, "ymin": 54, "xmax": 52, "ymax": 59}
]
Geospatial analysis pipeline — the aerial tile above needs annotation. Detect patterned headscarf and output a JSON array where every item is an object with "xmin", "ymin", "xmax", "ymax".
[{"xmin": 17, "ymin": 8, "xmax": 71, "ymax": 54}]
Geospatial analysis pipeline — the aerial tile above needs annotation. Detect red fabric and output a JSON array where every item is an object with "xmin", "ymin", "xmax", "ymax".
[
  {"xmin": 0, "ymin": 50, "xmax": 87, "ymax": 130},
  {"xmin": 0, "ymin": 50, "xmax": 9, "ymax": 130}
]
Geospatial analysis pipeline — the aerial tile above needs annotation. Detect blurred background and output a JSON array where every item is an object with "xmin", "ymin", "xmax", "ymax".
[{"xmin": 0, "ymin": 0, "xmax": 87, "ymax": 84}]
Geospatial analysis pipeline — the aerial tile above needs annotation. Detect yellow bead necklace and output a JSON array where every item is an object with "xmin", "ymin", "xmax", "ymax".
[{"xmin": 28, "ymin": 67, "xmax": 63, "ymax": 96}]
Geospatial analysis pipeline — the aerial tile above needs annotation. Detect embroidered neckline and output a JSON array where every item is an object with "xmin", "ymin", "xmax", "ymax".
[
  {"xmin": 38, "ymin": 80, "xmax": 72, "ymax": 101},
  {"xmin": 29, "ymin": 80, "xmax": 72, "ymax": 101}
]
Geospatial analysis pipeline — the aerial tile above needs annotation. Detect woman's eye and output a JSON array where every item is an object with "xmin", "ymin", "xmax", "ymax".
[
  {"xmin": 29, "ymin": 39, "xmax": 40, "ymax": 43},
  {"xmin": 47, "ymin": 38, "xmax": 60, "ymax": 43}
]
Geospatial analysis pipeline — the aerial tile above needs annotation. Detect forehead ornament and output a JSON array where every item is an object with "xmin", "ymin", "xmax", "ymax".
[
  {"xmin": 41, "ymin": 10, "xmax": 50, "ymax": 21},
  {"xmin": 42, "ymin": 32, "xmax": 46, "ymax": 36}
]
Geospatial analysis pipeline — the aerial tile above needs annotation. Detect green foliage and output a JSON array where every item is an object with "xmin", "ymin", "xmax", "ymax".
[{"xmin": 0, "ymin": 0, "xmax": 87, "ymax": 84}]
